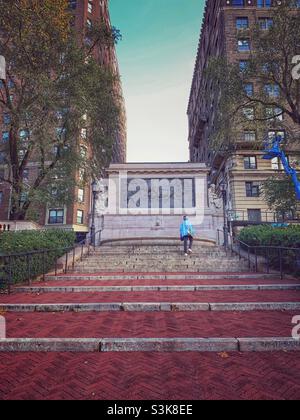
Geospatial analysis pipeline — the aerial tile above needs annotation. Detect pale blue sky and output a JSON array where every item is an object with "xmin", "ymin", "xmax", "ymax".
[{"xmin": 109, "ymin": 0, "xmax": 205, "ymax": 162}]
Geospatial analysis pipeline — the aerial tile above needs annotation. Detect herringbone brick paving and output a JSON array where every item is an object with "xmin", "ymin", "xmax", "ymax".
[
  {"xmin": 3, "ymin": 310, "xmax": 298, "ymax": 338},
  {"xmin": 28, "ymin": 277, "xmax": 300, "ymax": 287},
  {"xmin": 0, "ymin": 352, "xmax": 300, "ymax": 400},
  {"xmin": 1, "ymin": 289, "xmax": 300, "ymax": 303},
  {"xmin": 1, "ymin": 244, "xmax": 300, "ymax": 400}
]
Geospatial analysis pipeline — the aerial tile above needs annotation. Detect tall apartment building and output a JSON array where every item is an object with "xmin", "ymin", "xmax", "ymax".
[
  {"xmin": 0, "ymin": 0, "xmax": 127, "ymax": 237},
  {"xmin": 188, "ymin": 0, "xmax": 300, "ymax": 229}
]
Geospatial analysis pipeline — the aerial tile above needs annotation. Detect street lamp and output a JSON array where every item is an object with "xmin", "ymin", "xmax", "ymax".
[
  {"xmin": 90, "ymin": 180, "xmax": 99, "ymax": 246},
  {"xmin": 220, "ymin": 182, "xmax": 228, "ymax": 248},
  {"xmin": 0, "ymin": 56, "xmax": 6, "ymax": 81}
]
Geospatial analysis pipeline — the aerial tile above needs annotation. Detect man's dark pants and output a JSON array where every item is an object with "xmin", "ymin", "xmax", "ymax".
[{"xmin": 183, "ymin": 235, "xmax": 193, "ymax": 254}]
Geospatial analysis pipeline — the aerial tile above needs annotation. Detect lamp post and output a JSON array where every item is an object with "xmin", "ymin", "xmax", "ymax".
[
  {"xmin": 91, "ymin": 180, "xmax": 99, "ymax": 246},
  {"xmin": 220, "ymin": 182, "xmax": 228, "ymax": 248},
  {"xmin": 0, "ymin": 56, "xmax": 6, "ymax": 81}
]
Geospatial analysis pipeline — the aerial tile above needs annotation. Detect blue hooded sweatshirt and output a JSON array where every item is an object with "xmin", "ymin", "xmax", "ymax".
[{"xmin": 180, "ymin": 219, "xmax": 195, "ymax": 241}]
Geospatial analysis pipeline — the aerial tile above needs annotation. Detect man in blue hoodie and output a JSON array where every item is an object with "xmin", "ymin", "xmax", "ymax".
[{"xmin": 180, "ymin": 216, "xmax": 195, "ymax": 256}]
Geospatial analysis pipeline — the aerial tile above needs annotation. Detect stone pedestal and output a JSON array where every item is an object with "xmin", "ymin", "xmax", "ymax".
[{"xmin": 94, "ymin": 163, "xmax": 223, "ymax": 244}]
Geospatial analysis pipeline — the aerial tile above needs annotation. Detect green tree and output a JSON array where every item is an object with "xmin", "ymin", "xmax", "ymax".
[
  {"xmin": 0, "ymin": 0, "xmax": 121, "ymax": 220},
  {"xmin": 206, "ymin": 1, "xmax": 300, "ymax": 151},
  {"xmin": 262, "ymin": 175, "xmax": 298, "ymax": 220}
]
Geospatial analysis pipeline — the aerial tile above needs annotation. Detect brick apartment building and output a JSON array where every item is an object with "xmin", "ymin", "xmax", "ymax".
[
  {"xmin": 188, "ymin": 0, "xmax": 300, "ymax": 229},
  {"xmin": 0, "ymin": 0, "xmax": 127, "ymax": 237}
]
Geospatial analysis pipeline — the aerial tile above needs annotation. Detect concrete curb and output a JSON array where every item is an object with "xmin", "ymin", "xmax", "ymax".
[
  {"xmin": 99, "ymin": 338, "xmax": 237, "ymax": 352},
  {"xmin": 1, "ymin": 302, "xmax": 300, "ymax": 313},
  {"xmin": 0, "ymin": 338, "xmax": 100, "ymax": 352},
  {"xmin": 210, "ymin": 302, "xmax": 300, "ymax": 311},
  {"xmin": 14, "ymin": 284, "xmax": 300, "ymax": 293},
  {"xmin": 0, "ymin": 337, "xmax": 299, "ymax": 353},
  {"xmin": 45, "ymin": 273, "xmax": 280, "ymax": 281},
  {"xmin": 238, "ymin": 338, "xmax": 300, "ymax": 352}
]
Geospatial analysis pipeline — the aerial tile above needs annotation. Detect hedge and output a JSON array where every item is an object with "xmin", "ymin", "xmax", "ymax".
[
  {"xmin": 238, "ymin": 225, "xmax": 300, "ymax": 274},
  {"xmin": 0, "ymin": 229, "xmax": 76, "ymax": 287}
]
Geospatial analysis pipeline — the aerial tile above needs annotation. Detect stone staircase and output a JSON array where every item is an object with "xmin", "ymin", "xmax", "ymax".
[
  {"xmin": 1, "ymin": 241, "xmax": 300, "ymax": 399},
  {"xmin": 0, "ymin": 241, "xmax": 300, "ymax": 354},
  {"xmin": 73, "ymin": 244, "xmax": 250, "ymax": 273}
]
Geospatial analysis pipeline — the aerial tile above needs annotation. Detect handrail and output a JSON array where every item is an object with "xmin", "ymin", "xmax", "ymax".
[
  {"xmin": 232, "ymin": 236, "xmax": 299, "ymax": 280},
  {"xmin": 0, "ymin": 229, "xmax": 103, "ymax": 294}
]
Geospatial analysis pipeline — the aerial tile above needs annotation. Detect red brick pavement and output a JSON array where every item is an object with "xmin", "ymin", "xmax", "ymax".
[
  {"xmin": 1, "ymin": 289, "xmax": 300, "ymax": 304},
  {"xmin": 31, "ymin": 277, "xmax": 300, "ymax": 287},
  {"xmin": 4, "ymin": 310, "xmax": 298, "ymax": 339},
  {"xmin": 0, "ymin": 352, "xmax": 299, "ymax": 400}
]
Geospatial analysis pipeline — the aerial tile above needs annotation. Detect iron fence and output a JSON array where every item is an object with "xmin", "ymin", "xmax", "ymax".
[{"xmin": 0, "ymin": 230, "xmax": 102, "ymax": 294}]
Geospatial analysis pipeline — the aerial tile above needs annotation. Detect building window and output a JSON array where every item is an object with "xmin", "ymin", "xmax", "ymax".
[
  {"xmin": 69, "ymin": 0, "xmax": 77, "ymax": 10},
  {"xmin": 271, "ymin": 157, "xmax": 284, "ymax": 170},
  {"xmin": 268, "ymin": 130, "xmax": 285, "ymax": 142},
  {"xmin": 264, "ymin": 84, "xmax": 280, "ymax": 97},
  {"xmin": 244, "ymin": 156, "xmax": 257, "ymax": 170},
  {"xmin": 266, "ymin": 107, "xmax": 283, "ymax": 121},
  {"xmin": 88, "ymin": 0, "xmax": 93, "ymax": 14},
  {"xmin": 56, "ymin": 127, "xmax": 67, "ymax": 139},
  {"xmin": 248, "ymin": 209, "xmax": 262, "ymax": 223},
  {"xmin": 23, "ymin": 168, "xmax": 29, "ymax": 182},
  {"xmin": 78, "ymin": 188, "xmax": 84, "ymax": 203},
  {"xmin": 3, "ymin": 113, "xmax": 11, "ymax": 125},
  {"xmin": 236, "ymin": 17, "xmax": 249, "ymax": 29},
  {"xmin": 81, "ymin": 128, "xmax": 87, "ymax": 139},
  {"xmin": 77, "ymin": 210, "xmax": 84, "ymax": 225},
  {"xmin": 239, "ymin": 60, "xmax": 249, "ymax": 72},
  {"xmin": 257, "ymin": 0, "xmax": 272, "ymax": 8},
  {"xmin": 79, "ymin": 169, "xmax": 85, "ymax": 183},
  {"xmin": 48, "ymin": 209, "xmax": 64, "ymax": 224},
  {"xmin": 244, "ymin": 83, "xmax": 254, "ymax": 97},
  {"xmin": 243, "ymin": 107, "xmax": 254, "ymax": 120},
  {"xmin": 244, "ymin": 131, "xmax": 256, "ymax": 142},
  {"xmin": 0, "ymin": 192, "xmax": 3, "ymax": 205},
  {"xmin": 87, "ymin": 19, "xmax": 92, "ymax": 29},
  {"xmin": 232, "ymin": 0, "xmax": 245, "ymax": 5},
  {"xmin": 246, "ymin": 182, "xmax": 260, "ymax": 198},
  {"xmin": 238, "ymin": 39, "xmax": 251, "ymax": 52},
  {"xmin": 0, "ymin": 152, "xmax": 6, "ymax": 164},
  {"xmin": 259, "ymin": 17, "xmax": 273, "ymax": 30},
  {"xmin": 2, "ymin": 131, "xmax": 9, "ymax": 142},
  {"xmin": 80, "ymin": 145, "xmax": 87, "ymax": 158},
  {"xmin": 19, "ymin": 129, "xmax": 29, "ymax": 139}
]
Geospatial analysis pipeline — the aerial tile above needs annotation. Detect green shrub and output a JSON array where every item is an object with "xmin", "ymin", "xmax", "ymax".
[
  {"xmin": 238, "ymin": 225, "xmax": 300, "ymax": 248},
  {"xmin": 238, "ymin": 225, "xmax": 300, "ymax": 274},
  {"xmin": 0, "ymin": 229, "xmax": 76, "ymax": 287}
]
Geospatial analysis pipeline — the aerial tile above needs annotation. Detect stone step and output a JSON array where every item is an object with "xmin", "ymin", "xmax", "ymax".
[
  {"xmin": 14, "ymin": 284, "xmax": 300, "ymax": 293},
  {"xmin": 0, "ymin": 337, "xmax": 299, "ymax": 353},
  {"xmin": 74, "ymin": 262, "xmax": 249, "ymax": 267},
  {"xmin": 46, "ymin": 272, "xmax": 281, "ymax": 281},
  {"xmin": 3, "ymin": 289, "xmax": 300, "ymax": 304},
  {"xmin": 72, "ymin": 268, "xmax": 251, "ymax": 273},
  {"xmin": 91, "ymin": 251, "xmax": 230, "ymax": 257},
  {"xmin": 95, "ymin": 245, "xmax": 221, "ymax": 251},
  {"xmin": 3, "ymin": 310, "xmax": 296, "ymax": 339},
  {"xmin": 76, "ymin": 258, "xmax": 241, "ymax": 268},
  {"xmin": 33, "ymin": 278, "xmax": 297, "ymax": 288},
  {"xmin": 1, "ymin": 302, "xmax": 300, "ymax": 313},
  {"xmin": 74, "ymin": 266, "xmax": 249, "ymax": 272}
]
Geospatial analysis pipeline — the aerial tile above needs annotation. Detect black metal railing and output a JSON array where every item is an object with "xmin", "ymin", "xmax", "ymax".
[
  {"xmin": 0, "ymin": 230, "xmax": 102, "ymax": 294},
  {"xmin": 234, "ymin": 238, "xmax": 299, "ymax": 280},
  {"xmin": 227, "ymin": 210, "xmax": 300, "ymax": 224},
  {"xmin": 217, "ymin": 229, "xmax": 300, "ymax": 279}
]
